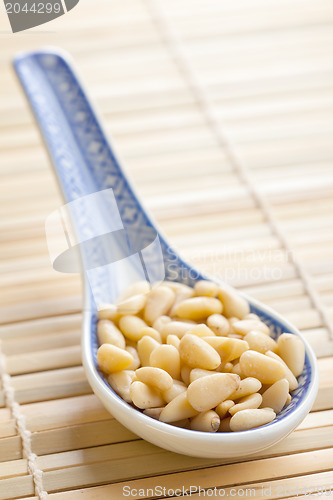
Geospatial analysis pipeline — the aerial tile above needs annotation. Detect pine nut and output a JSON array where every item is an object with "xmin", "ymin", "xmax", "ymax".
[
  {"xmin": 116, "ymin": 294, "xmax": 146, "ymax": 315},
  {"xmin": 97, "ymin": 344, "xmax": 134, "ymax": 374},
  {"xmin": 215, "ymin": 400, "xmax": 235, "ymax": 419},
  {"xmin": 118, "ymin": 315, "xmax": 148, "ymax": 341},
  {"xmin": 231, "ymin": 362, "xmax": 243, "ymax": 377},
  {"xmin": 190, "ymin": 410, "xmax": 220, "ymax": 432},
  {"xmin": 139, "ymin": 327, "xmax": 162, "ymax": 343},
  {"xmin": 187, "ymin": 373, "xmax": 240, "ymax": 412},
  {"xmin": 153, "ymin": 315, "xmax": 172, "ymax": 333},
  {"xmin": 244, "ymin": 330, "xmax": 277, "ymax": 354},
  {"xmin": 232, "ymin": 320, "xmax": 270, "ymax": 336},
  {"xmin": 108, "ymin": 370, "xmax": 135, "ymax": 403},
  {"xmin": 229, "ymin": 393, "xmax": 263, "ymax": 416},
  {"xmin": 261, "ymin": 379, "xmax": 290, "ymax": 414},
  {"xmin": 278, "ymin": 333, "xmax": 305, "ymax": 377},
  {"xmin": 185, "ymin": 324, "xmax": 216, "ymax": 338},
  {"xmin": 137, "ymin": 336, "xmax": 160, "ymax": 366},
  {"xmin": 204, "ymin": 336, "xmax": 249, "ymax": 364},
  {"xmin": 228, "ymin": 334, "xmax": 244, "ymax": 340},
  {"xmin": 207, "ymin": 314, "xmax": 229, "ymax": 336},
  {"xmin": 265, "ymin": 351, "xmax": 298, "ymax": 391},
  {"xmin": 130, "ymin": 381, "xmax": 164, "ymax": 409},
  {"xmin": 98, "ymin": 303, "xmax": 118, "ymax": 321},
  {"xmin": 189, "ymin": 368, "xmax": 217, "ymax": 383},
  {"xmin": 229, "ymin": 377, "xmax": 262, "ymax": 400},
  {"xmin": 219, "ymin": 362, "xmax": 233, "ymax": 373},
  {"xmin": 228, "ymin": 317, "xmax": 239, "ymax": 334},
  {"xmin": 245, "ymin": 313, "xmax": 260, "ymax": 321},
  {"xmin": 179, "ymin": 334, "xmax": 221, "ymax": 370},
  {"xmin": 144, "ymin": 286, "xmax": 175, "ymax": 325},
  {"xmin": 180, "ymin": 364, "xmax": 192, "ymax": 385},
  {"xmin": 143, "ymin": 407, "xmax": 164, "ymax": 419},
  {"xmin": 125, "ymin": 346, "xmax": 141, "ymax": 370},
  {"xmin": 240, "ymin": 350, "xmax": 286, "ymax": 384},
  {"xmin": 230, "ymin": 408, "xmax": 276, "ymax": 432},
  {"xmin": 136, "ymin": 367, "xmax": 173, "ymax": 392},
  {"xmin": 194, "ymin": 280, "xmax": 219, "ymax": 298},
  {"xmin": 162, "ymin": 379, "xmax": 187, "ymax": 403},
  {"xmin": 97, "ymin": 320, "xmax": 126, "ymax": 349},
  {"xmin": 166, "ymin": 334, "xmax": 180, "ymax": 349},
  {"xmin": 150, "ymin": 344, "xmax": 181, "ymax": 379},
  {"xmin": 217, "ymin": 286, "xmax": 250, "ymax": 319},
  {"xmin": 174, "ymin": 297, "xmax": 223, "ymax": 321},
  {"xmin": 159, "ymin": 392, "xmax": 199, "ymax": 422},
  {"xmin": 169, "ymin": 283, "xmax": 195, "ymax": 316},
  {"xmin": 219, "ymin": 416, "xmax": 232, "ymax": 432},
  {"xmin": 161, "ymin": 321, "xmax": 194, "ymax": 341},
  {"xmin": 163, "ymin": 281, "xmax": 194, "ymax": 294}
]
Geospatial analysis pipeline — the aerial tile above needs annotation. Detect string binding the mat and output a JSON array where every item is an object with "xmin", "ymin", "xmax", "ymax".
[{"xmin": 0, "ymin": 347, "xmax": 48, "ymax": 499}]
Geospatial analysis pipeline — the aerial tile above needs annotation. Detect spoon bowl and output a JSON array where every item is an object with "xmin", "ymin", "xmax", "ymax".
[{"xmin": 14, "ymin": 48, "xmax": 319, "ymax": 458}]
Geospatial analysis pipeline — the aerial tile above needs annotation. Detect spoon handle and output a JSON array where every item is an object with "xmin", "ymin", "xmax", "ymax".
[
  {"xmin": 14, "ymin": 49, "xmax": 152, "ymax": 221},
  {"xmin": 14, "ymin": 48, "xmax": 201, "ymax": 302}
]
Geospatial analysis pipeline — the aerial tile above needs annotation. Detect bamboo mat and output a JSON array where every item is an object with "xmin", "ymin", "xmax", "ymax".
[{"xmin": 1, "ymin": 0, "xmax": 333, "ymax": 498}]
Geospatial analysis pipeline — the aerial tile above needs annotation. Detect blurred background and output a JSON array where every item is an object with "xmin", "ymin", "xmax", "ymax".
[{"xmin": 1, "ymin": 0, "xmax": 333, "ymax": 496}]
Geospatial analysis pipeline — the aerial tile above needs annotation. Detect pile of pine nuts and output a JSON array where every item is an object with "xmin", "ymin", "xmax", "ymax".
[{"xmin": 96, "ymin": 280, "xmax": 305, "ymax": 432}]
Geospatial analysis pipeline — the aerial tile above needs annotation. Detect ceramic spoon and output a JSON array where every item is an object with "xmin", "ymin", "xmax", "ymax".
[{"xmin": 14, "ymin": 48, "xmax": 318, "ymax": 459}]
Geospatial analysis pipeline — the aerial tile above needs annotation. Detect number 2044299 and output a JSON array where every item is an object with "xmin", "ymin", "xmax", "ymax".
[{"xmin": 5, "ymin": 3, "xmax": 62, "ymax": 14}]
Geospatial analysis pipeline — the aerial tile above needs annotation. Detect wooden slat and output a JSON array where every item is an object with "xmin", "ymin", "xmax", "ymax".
[
  {"xmin": 1, "ymin": 330, "xmax": 81, "ymax": 356},
  {"xmin": 5, "ymin": 345, "xmax": 82, "ymax": 376},
  {"xmin": 0, "ymin": 315, "xmax": 81, "ymax": 340},
  {"xmin": 2, "ymin": 406, "xmax": 333, "ymax": 482},
  {"xmin": 42, "ymin": 453, "xmax": 333, "ymax": 499},
  {"xmin": 0, "ymin": 367, "xmax": 91, "ymax": 407},
  {"xmin": 0, "ymin": 296, "xmax": 82, "ymax": 325},
  {"xmin": 2, "ymin": 435, "xmax": 333, "ymax": 498}
]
